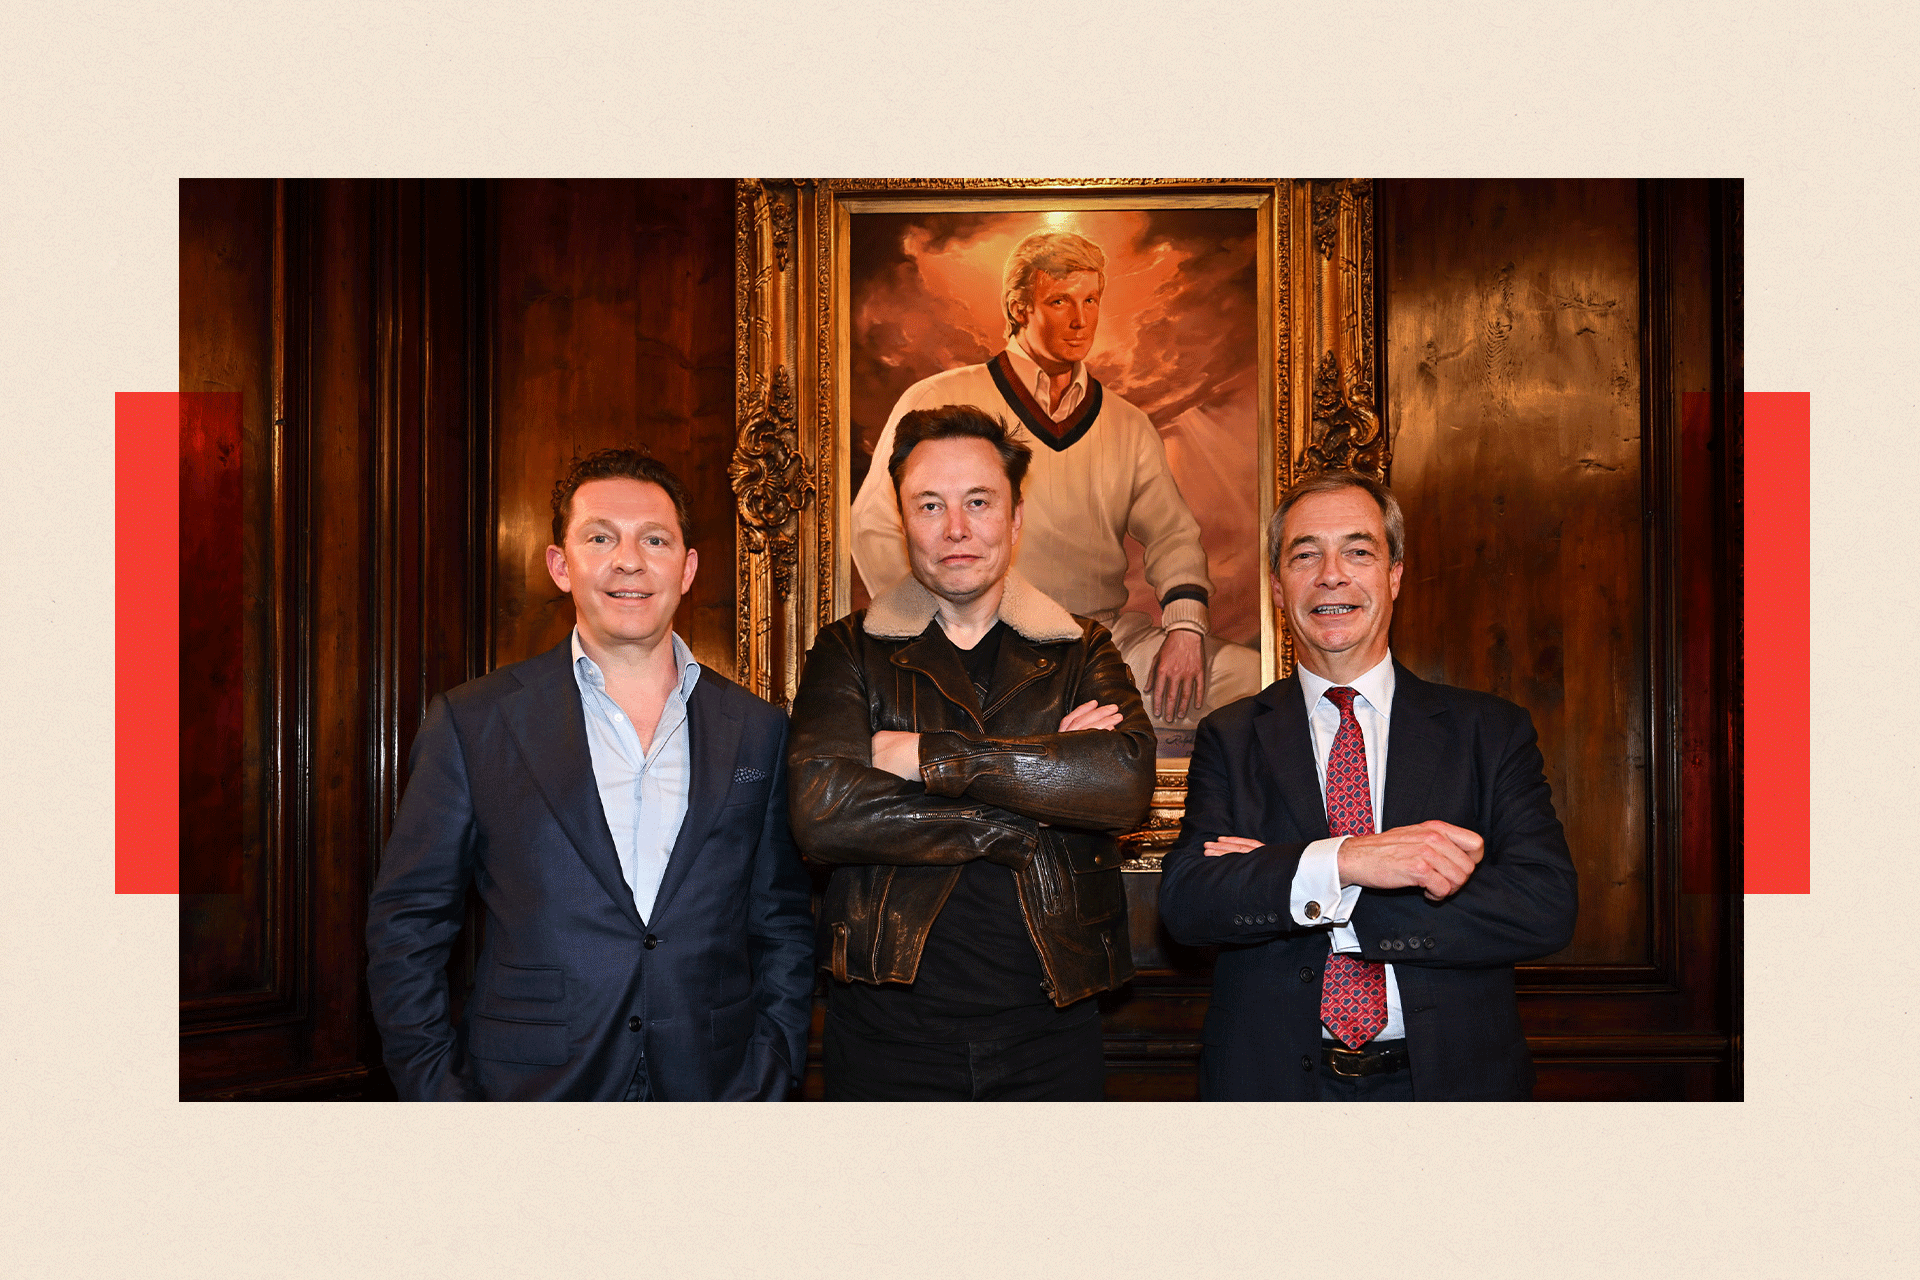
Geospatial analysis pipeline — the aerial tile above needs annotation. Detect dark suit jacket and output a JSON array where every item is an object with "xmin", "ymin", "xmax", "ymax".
[
  {"xmin": 365, "ymin": 639, "xmax": 815, "ymax": 1101},
  {"xmin": 1157, "ymin": 664, "xmax": 1577, "ymax": 1101}
]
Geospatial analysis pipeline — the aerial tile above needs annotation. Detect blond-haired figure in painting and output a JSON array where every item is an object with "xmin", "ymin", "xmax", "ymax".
[{"xmin": 851, "ymin": 229, "xmax": 1261, "ymax": 743}]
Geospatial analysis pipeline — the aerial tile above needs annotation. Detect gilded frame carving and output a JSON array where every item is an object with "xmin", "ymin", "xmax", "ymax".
[{"xmin": 733, "ymin": 179, "xmax": 1379, "ymax": 865}]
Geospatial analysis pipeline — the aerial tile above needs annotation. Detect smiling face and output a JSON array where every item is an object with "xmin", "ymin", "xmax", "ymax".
[
  {"xmin": 1014, "ymin": 269, "xmax": 1102, "ymax": 372},
  {"xmin": 1272, "ymin": 487, "xmax": 1403, "ymax": 683},
  {"xmin": 545, "ymin": 477, "xmax": 698, "ymax": 657},
  {"xmin": 897, "ymin": 436, "xmax": 1024, "ymax": 607}
]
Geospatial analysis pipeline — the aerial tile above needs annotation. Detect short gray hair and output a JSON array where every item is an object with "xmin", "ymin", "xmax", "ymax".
[
  {"xmin": 1002, "ymin": 230, "xmax": 1106, "ymax": 336},
  {"xmin": 1267, "ymin": 471, "xmax": 1405, "ymax": 574}
]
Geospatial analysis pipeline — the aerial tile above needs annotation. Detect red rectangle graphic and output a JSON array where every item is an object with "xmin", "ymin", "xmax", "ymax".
[
  {"xmin": 116, "ymin": 392, "xmax": 181, "ymax": 893},
  {"xmin": 1743, "ymin": 392, "xmax": 1811, "ymax": 893}
]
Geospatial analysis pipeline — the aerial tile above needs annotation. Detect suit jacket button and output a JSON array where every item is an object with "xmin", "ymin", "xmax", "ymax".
[
  {"xmin": 1304, "ymin": 901, "xmax": 1321, "ymax": 920},
  {"xmin": 1392, "ymin": 939, "xmax": 1406, "ymax": 951},
  {"xmin": 644, "ymin": 934, "xmax": 658, "ymax": 950},
  {"xmin": 1300, "ymin": 1054, "xmax": 1314, "ymax": 1072},
  {"xmin": 1378, "ymin": 940, "xmax": 1392, "ymax": 951},
  {"xmin": 1299, "ymin": 966, "xmax": 1315, "ymax": 983},
  {"xmin": 627, "ymin": 1016, "xmax": 642, "ymax": 1032},
  {"xmin": 1424, "ymin": 937, "xmax": 1436, "ymax": 948}
]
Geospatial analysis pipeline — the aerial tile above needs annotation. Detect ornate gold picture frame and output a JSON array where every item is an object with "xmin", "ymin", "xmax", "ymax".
[{"xmin": 732, "ymin": 179, "xmax": 1380, "ymax": 864}]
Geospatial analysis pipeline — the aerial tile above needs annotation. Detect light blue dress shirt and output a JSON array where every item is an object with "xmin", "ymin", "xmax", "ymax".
[{"xmin": 570, "ymin": 628, "xmax": 701, "ymax": 924}]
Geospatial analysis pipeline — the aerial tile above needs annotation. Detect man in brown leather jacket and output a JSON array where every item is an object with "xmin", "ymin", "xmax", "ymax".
[{"xmin": 787, "ymin": 404, "xmax": 1156, "ymax": 1100}]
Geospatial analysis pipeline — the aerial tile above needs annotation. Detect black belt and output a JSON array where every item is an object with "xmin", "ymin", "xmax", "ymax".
[{"xmin": 1321, "ymin": 1039, "xmax": 1409, "ymax": 1078}]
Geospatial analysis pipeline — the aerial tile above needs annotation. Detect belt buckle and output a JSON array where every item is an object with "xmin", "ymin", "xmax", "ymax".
[{"xmin": 1326, "ymin": 1045, "xmax": 1369, "ymax": 1078}]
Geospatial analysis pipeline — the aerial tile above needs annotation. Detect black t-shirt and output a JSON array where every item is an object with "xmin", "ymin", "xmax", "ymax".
[{"xmin": 830, "ymin": 619, "xmax": 1095, "ymax": 1043}]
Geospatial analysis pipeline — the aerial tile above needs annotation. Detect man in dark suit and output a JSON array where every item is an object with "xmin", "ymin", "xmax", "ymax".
[
  {"xmin": 366, "ymin": 450, "xmax": 814, "ymax": 1101},
  {"xmin": 1157, "ymin": 471, "xmax": 1577, "ymax": 1100}
]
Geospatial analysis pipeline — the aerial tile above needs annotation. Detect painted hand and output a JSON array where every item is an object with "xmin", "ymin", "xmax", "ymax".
[{"xmin": 1149, "ymin": 628, "xmax": 1206, "ymax": 723}]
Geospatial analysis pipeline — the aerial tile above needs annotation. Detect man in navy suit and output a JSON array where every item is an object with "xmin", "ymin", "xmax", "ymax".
[
  {"xmin": 366, "ymin": 450, "xmax": 814, "ymax": 1101},
  {"xmin": 1157, "ymin": 471, "xmax": 1577, "ymax": 1100}
]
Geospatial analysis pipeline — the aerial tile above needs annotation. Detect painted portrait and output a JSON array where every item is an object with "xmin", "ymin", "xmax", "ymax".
[{"xmin": 842, "ymin": 205, "xmax": 1268, "ymax": 755}]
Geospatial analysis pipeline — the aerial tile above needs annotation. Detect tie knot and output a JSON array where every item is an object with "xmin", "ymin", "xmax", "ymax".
[{"xmin": 1325, "ymin": 686, "xmax": 1359, "ymax": 715}]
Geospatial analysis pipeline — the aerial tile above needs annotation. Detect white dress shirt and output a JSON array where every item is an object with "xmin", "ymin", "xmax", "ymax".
[
  {"xmin": 1003, "ymin": 331, "xmax": 1092, "ymax": 419},
  {"xmin": 1287, "ymin": 651, "xmax": 1406, "ymax": 1041},
  {"xmin": 570, "ymin": 628, "xmax": 701, "ymax": 923}
]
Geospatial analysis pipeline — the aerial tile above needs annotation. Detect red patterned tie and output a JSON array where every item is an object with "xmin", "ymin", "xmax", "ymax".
[{"xmin": 1319, "ymin": 685, "xmax": 1388, "ymax": 1049}]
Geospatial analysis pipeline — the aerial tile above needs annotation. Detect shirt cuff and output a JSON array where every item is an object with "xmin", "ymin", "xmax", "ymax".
[
  {"xmin": 1291, "ymin": 836, "xmax": 1365, "ymax": 949},
  {"xmin": 1159, "ymin": 596, "xmax": 1209, "ymax": 637}
]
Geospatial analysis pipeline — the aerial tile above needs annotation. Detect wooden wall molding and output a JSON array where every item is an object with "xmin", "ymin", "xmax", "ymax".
[
  {"xmin": 180, "ymin": 179, "xmax": 311, "ymax": 1041},
  {"xmin": 179, "ymin": 179, "xmax": 493, "ymax": 1100}
]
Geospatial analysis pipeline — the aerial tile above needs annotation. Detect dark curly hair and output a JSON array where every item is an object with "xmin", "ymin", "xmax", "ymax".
[{"xmin": 550, "ymin": 449, "xmax": 695, "ymax": 547}]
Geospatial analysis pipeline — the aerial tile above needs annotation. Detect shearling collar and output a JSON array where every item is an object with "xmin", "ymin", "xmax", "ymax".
[{"xmin": 862, "ymin": 570, "xmax": 1082, "ymax": 644}]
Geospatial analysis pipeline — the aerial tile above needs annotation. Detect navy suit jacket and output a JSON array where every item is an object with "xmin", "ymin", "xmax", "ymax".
[
  {"xmin": 366, "ymin": 639, "xmax": 815, "ymax": 1101},
  {"xmin": 1157, "ymin": 665, "xmax": 1577, "ymax": 1101}
]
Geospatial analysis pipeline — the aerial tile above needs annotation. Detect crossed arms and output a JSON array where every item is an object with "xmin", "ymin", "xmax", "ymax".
[
  {"xmin": 1158, "ymin": 706, "xmax": 1577, "ymax": 969},
  {"xmin": 784, "ymin": 621, "xmax": 1156, "ymax": 869}
]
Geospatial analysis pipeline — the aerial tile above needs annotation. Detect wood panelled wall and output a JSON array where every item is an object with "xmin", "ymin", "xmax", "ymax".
[
  {"xmin": 1382, "ymin": 180, "xmax": 1741, "ymax": 1099},
  {"xmin": 179, "ymin": 178, "xmax": 1740, "ymax": 1101},
  {"xmin": 491, "ymin": 179, "xmax": 739, "ymax": 674},
  {"xmin": 180, "ymin": 180, "xmax": 496, "ymax": 1097}
]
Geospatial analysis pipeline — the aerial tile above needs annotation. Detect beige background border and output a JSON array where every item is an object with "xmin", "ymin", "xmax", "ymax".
[{"xmin": 0, "ymin": 2, "xmax": 1907, "ymax": 1274}]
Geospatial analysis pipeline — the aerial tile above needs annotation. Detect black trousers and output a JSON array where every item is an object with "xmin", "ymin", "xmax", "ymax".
[{"xmin": 823, "ymin": 1008, "xmax": 1106, "ymax": 1101}]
